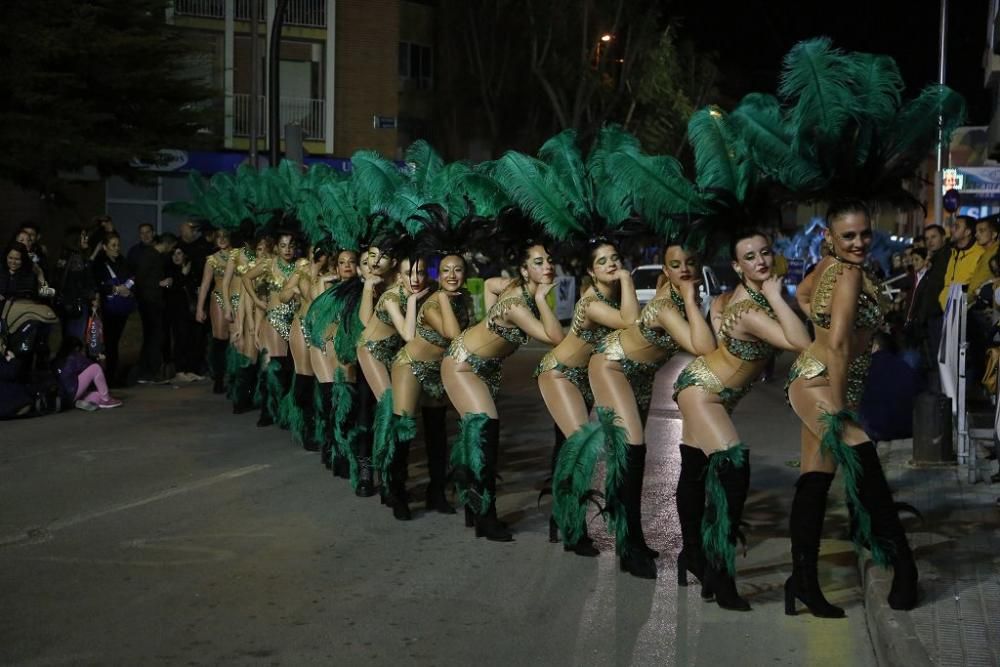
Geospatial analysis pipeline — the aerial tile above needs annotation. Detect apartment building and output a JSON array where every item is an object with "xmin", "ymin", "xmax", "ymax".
[{"xmin": 104, "ymin": 0, "xmax": 435, "ymax": 241}]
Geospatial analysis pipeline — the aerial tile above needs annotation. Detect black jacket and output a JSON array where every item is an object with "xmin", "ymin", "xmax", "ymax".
[
  {"xmin": 909, "ymin": 245, "xmax": 950, "ymax": 325},
  {"xmin": 0, "ymin": 269, "xmax": 38, "ymax": 300},
  {"xmin": 127, "ymin": 243, "xmax": 165, "ymax": 303}
]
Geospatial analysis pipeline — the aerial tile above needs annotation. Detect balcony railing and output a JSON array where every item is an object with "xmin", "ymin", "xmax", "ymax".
[
  {"xmin": 173, "ymin": 0, "xmax": 327, "ymax": 28},
  {"xmin": 231, "ymin": 94, "xmax": 325, "ymax": 140}
]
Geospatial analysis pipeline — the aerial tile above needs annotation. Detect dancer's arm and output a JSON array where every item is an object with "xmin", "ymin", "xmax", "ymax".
[
  {"xmin": 826, "ymin": 267, "xmax": 862, "ymax": 411},
  {"xmin": 221, "ymin": 254, "xmax": 237, "ymax": 322},
  {"xmin": 359, "ymin": 276, "xmax": 381, "ymax": 325},
  {"xmin": 195, "ymin": 261, "xmax": 214, "ymax": 323},
  {"xmin": 387, "ymin": 288, "xmax": 430, "ymax": 342},
  {"xmin": 662, "ymin": 279, "xmax": 715, "ymax": 355},
  {"xmin": 588, "ymin": 271, "xmax": 640, "ymax": 329},
  {"xmin": 484, "ymin": 276, "xmax": 512, "ymax": 311},
  {"xmin": 431, "ymin": 290, "xmax": 464, "ymax": 340},
  {"xmin": 506, "ymin": 284, "xmax": 565, "ymax": 345}
]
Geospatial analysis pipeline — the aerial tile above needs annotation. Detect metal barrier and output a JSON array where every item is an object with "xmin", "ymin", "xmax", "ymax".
[{"xmin": 938, "ymin": 284, "xmax": 977, "ymax": 481}]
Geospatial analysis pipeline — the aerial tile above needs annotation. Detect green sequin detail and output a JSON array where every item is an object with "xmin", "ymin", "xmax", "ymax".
[
  {"xmin": 673, "ymin": 365, "xmax": 751, "ymax": 414},
  {"xmin": 410, "ymin": 359, "xmax": 445, "ymax": 400},
  {"xmin": 621, "ymin": 357, "xmax": 661, "ymax": 419},
  {"xmin": 365, "ymin": 333, "xmax": 404, "ymax": 368},
  {"xmin": 266, "ymin": 301, "xmax": 297, "ymax": 340}
]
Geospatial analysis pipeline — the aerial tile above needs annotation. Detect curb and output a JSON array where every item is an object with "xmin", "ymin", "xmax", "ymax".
[{"xmin": 859, "ymin": 555, "xmax": 932, "ymax": 667}]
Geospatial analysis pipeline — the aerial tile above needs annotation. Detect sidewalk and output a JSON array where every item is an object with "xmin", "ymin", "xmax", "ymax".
[{"xmin": 861, "ymin": 439, "xmax": 1000, "ymax": 667}]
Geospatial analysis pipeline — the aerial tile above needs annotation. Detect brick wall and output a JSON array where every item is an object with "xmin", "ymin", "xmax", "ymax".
[{"xmin": 334, "ymin": 0, "xmax": 400, "ymax": 157}]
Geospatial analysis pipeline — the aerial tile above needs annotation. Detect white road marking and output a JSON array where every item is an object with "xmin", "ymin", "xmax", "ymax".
[{"xmin": 0, "ymin": 464, "xmax": 271, "ymax": 548}]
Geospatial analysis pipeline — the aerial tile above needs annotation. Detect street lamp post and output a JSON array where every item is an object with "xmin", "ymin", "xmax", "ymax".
[
  {"xmin": 268, "ymin": 0, "xmax": 290, "ymax": 166},
  {"xmin": 934, "ymin": 0, "xmax": 949, "ymax": 229}
]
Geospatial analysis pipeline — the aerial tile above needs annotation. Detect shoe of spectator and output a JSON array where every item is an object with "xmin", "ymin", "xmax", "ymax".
[
  {"xmin": 75, "ymin": 400, "xmax": 99, "ymax": 412},
  {"xmin": 137, "ymin": 376, "xmax": 156, "ymax": 384},
  {"xmin": 97, "ymin": 397, "xmax": 123, "ymax": 409},
  {"xmin": 187, "ymin": 373, "xmax": 206, "ymax": 382}
]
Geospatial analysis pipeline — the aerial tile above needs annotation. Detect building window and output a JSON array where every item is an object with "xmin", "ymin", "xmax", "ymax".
[{"xmin": 399, "ymin": 41, "xmax": 432, "ymax": 90}]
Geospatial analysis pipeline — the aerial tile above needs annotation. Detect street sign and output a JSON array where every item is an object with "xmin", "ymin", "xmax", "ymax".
[
  {"xmin": 942, "ymin": 168, "xmax": 965, "ymax": 192},
  {"xmin": 373, "ymin": 115, "xmax": 397, "ymax": 130},
  {"xmin": 944, "ymin": 188, "xmax": 961, "ymax": 213}
]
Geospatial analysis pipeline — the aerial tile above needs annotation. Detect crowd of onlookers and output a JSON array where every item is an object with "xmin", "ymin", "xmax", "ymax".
[
  {"xmin": 1, "ymin": 215, "xmax": 224, "ymax": 418},
  {"xmin": 880, "ymin": 215, "xmax": 1000, "ymax": 398}
]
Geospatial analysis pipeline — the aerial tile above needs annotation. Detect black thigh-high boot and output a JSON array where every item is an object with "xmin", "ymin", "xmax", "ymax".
[
  {"xmin": 677, "ymin": 444, "xmax": 711, "ymax": 597},
  {"xmin": 854, "ymin": 442, "xmax": 919, "ymax": 610},
  {"xmin": 354, "ymin": 375, "xmax": 376, "ymax": 497},
  {"xmin": 550, "ymin": 425, "xmax": 599, "ymax": 557},
  {"xmin": 211, "ymin": 339, "xmax": 227, "ymax": 394},
  {"xmin": 422, "ymin": 406, "xmax": 455, "ymax": 514},
  {"xmin": 548, "ymin": 425, "xmax": 566, "ymax": 542},
  {"xmin": 702, "ymin": 446, "xmax": 751, "ymax": 611},
  {"xmin": 389, "ymin": 420, "xmax": 414, "ymax": 521},
  {"xmin": 619, "ymin": 444, "xmax": 657, "ymax": 579},
  {"xmin": 318, "ymin": 382, "xmax": 334, "ymax": 468},
  {"xmin": 786, "ymin": 472, "xmax": 845, "ymax": 618},
  {"xmin": 256, "ymin": 358, "xmax": 273, "ymax": 427},
  {"xmin": 292, "ymin": 374, "xmax": 318, "ymax": 451},
  {"xmin": 475, "ymin": 418, "xmax": 513, "ymax": 541},
  {"xmin": 275, "ymin": 356, "xmax": 294, "ymax": 430},
  {"xmin": 234, "ymin": 363, "xmax": 256, "ymax": 414}
]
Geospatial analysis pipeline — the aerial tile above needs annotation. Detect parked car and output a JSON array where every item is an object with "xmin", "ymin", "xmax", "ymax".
[{"xmin": 631, "ymin": 264, "xmax": 728, "ymax": 318}]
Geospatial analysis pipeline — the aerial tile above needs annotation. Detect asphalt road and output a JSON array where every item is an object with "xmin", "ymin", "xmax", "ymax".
[{"xmin": 0, "ymin": 347, "xmax": 876, "ymax": 666}]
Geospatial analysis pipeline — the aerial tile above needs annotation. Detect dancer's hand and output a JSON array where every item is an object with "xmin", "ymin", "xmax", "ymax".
[
  {"xmin": 535, "ymin": 282, "xmax": 556, "ymax": 301},
  {"xmin": 761, "ymin": 276, "xmax": 784, "ymax": 301},
  {"xmin": 196, "ymin": 308, "xmax": 206, "ymax": 323},
  {"xmin": 677, "ymin": 278, "xmax": 699, "ymax": 303}
]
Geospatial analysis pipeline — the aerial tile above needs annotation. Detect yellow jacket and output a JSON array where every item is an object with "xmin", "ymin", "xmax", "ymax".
[
  {"xmin": 938, "ymin": 243, "xmax": 986, "ymax": 309},
  {"xmin": 967, "ymin": 240, "xmax": 999, "ymax": 296}
]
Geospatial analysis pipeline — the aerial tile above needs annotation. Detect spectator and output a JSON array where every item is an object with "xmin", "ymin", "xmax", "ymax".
[
  {"xmin": 55, "ymin": 227, "xmax": 98, "ymax": 341},
  {"xmin": 968, "ymin": 216, "xmax": 999, "ymax": 298},
  {"xmin": 909, "ymin": 224, "xmax": 949, "ymax": 370},
  {"xmin": 55, "ymin": 337, "xmax": 122, "ymax": 410},
  {"xmin": 14, "ymin": 222, "xmax": 49, "ymax": 285},
  {"xmin": 163, "ymin": 246, "xmax": 202, "ymax": 382},
  {"xmin": 0, "ymin": 242, "xmax": 39, "ymax": 301},
  {"xmin": 177, "ymin": 221, "xmax": 212, "ymax": 278},
  {"xmin": 127, "ymin": 223, "xmax": 166, "ymax": 383},
  {"xmin": 938, "ymin": 216, "xmax": 985, "ymax": 309},
  {"xmin": 92, "ymin": 233, "xmax": 134, "ymax": 384},
  {"xmin": 88, "ymin": 215, "xmax": 117, "ymax": 249}
]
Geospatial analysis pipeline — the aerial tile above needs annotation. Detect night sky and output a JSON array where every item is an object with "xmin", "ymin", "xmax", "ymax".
[{"xmin": 672, "ymin": 0, "xmax": 991, "ymax": 124}]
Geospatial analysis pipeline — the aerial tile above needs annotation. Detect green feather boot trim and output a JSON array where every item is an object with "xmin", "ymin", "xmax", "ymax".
[
  {"xmin": 279, "ymin": 378, "xmax": 308, "ymax": 443},
  {"xmin": 701, "ymin": 444, "xmax": 746, "ymax": 576},
  {"xmin": 262, "ymin": 358, "xmax": 283, "ymax": 422},
  {"xmin": 252, "ymin": 351, "xmax": 267, "ymax": 408},
  {"xmin": 597, "ymin": 407, "xmax": 630, "ymax": 551},
  {"xmin": 225, "ymin": 347, "xmax": 253, "ymax": 403},
  {"xmin": 372, "ymin": 390, "xmax": 397, "ymax": 483},
  {"xmin": 382, "ymin": 413, "xmax": 417, "ymax": 490},
  {"xmin": 818, "ymin": 409, "xmax": 892, "ymax": 566},
  {"xmin": 552, "ymin": 419, "xmax": 606, "ymax": 546},
  {"xmin": 330, "ymin": 377, "xmax": 354, "ymax": 458},
  {"xmin": 313, "ymin": 382, "xmax": 329, "ymax": 446},
  {"xmin": 449, "ymin": 412, "xmax": 491, "ymax": 516}
]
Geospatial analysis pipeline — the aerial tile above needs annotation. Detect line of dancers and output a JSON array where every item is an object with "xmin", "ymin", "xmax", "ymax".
[{"xmin": 170, "ymin": 39, "xmax": 965, "ymax": 615}]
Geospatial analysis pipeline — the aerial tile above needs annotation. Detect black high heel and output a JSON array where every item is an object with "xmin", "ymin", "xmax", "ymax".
[
  {"xmin": 786, "ymin": 472, "xmax": 845, "ymax": 618},
  {"xmin": 677, "ymin": 550, "xmax": 713, "ymax": 599}
]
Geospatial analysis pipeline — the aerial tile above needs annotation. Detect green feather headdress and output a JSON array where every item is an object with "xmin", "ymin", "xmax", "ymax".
[
  {"xmin": 731, "ymin": 37, "xmax": 966, "ymax": 210},
  {"xmin": 602, "ymin": 107, "xmax": 772, "ymax": 255}
]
